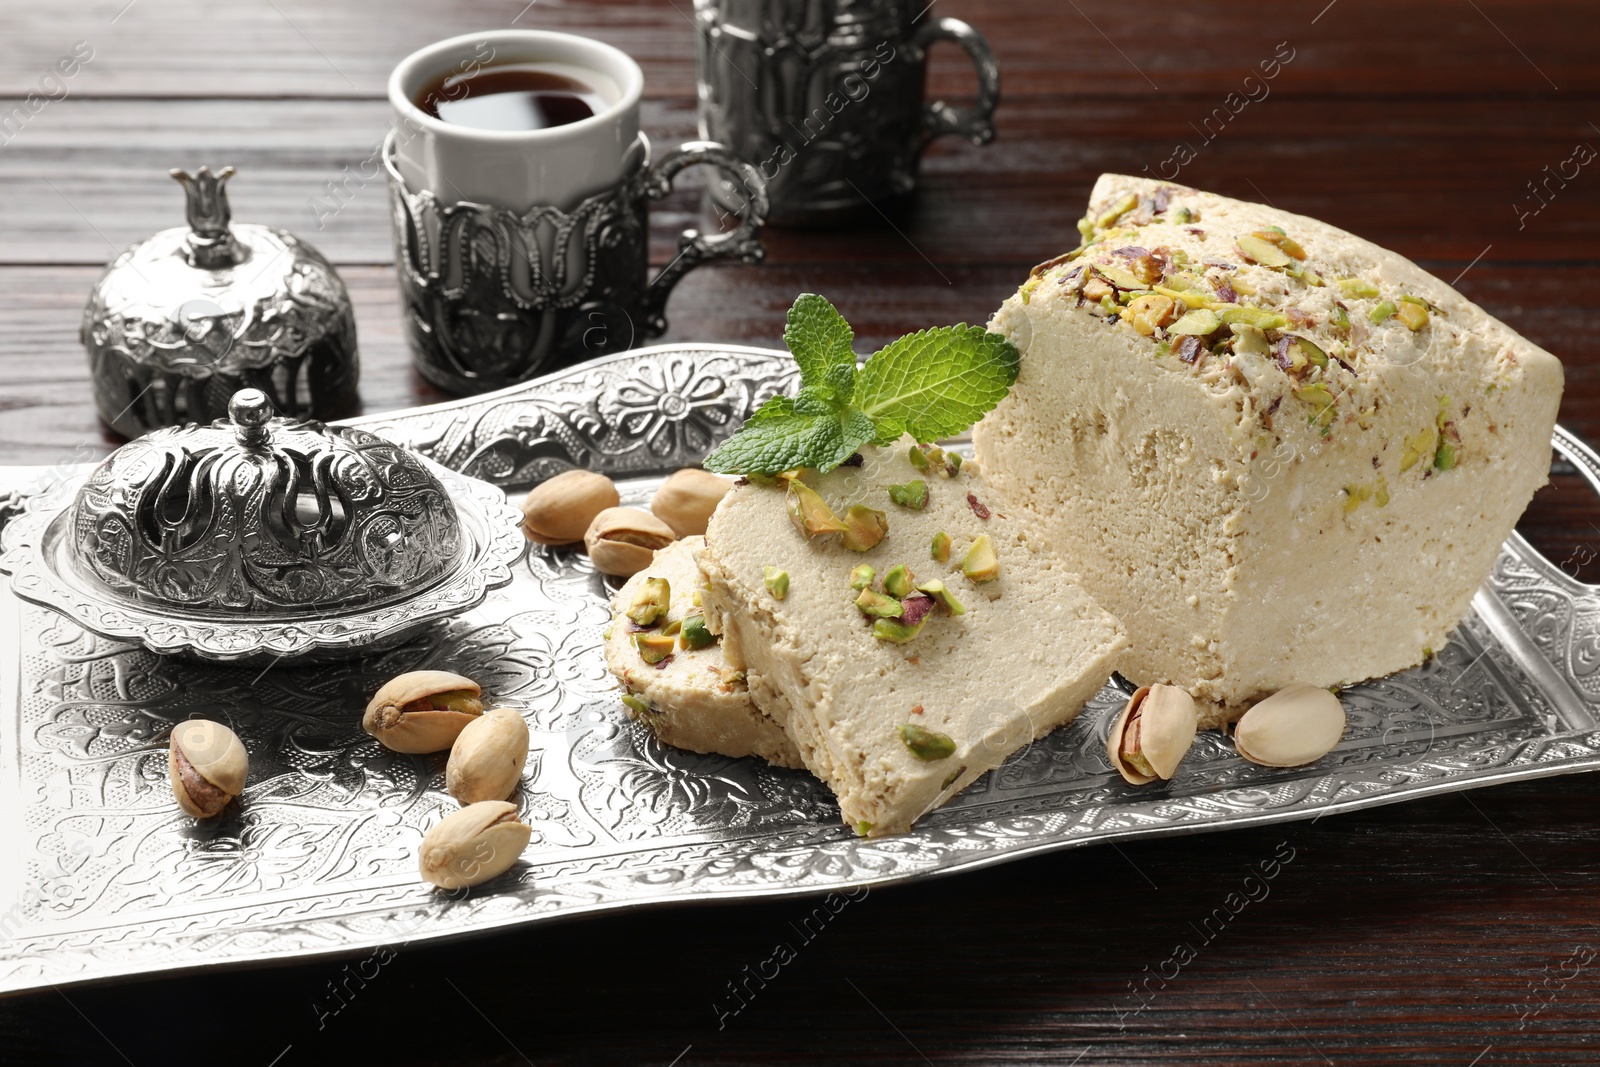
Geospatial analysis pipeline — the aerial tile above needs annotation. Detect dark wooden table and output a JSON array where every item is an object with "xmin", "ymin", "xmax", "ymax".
[{"xmin": 3, "ymin": 1, "xmax": 1599, "ymax": 1063}]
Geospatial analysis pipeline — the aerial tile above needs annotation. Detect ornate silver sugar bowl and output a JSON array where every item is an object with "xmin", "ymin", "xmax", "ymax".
[
  {"xmin": 0, "ymin": 390, "xmax": 525, "ymax": 663},
  {"xmin": 81, "ymin": 166, "xmax": 361, "ymax": 439}
]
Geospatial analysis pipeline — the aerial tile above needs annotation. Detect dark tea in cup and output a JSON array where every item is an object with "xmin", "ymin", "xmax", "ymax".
[{"xmin": 415, "ymin": 62, "xmax": 611, "ymax": 131}]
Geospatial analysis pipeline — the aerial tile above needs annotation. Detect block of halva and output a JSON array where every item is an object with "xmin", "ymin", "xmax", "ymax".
[
  {"xmin": 699, "ymin": 441, "xmax": 1126, "ymax": 836},
  {"xmin": 973, "ymin": 174, "xmax": 1563, "ymax": 724},
  {"xmin": 605, "ymin": 536, "xmax": 801, "ymax": 768}
]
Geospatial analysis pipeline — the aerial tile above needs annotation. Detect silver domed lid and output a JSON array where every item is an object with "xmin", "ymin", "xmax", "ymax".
[
  {"xmin": 81, "ymin": 166, "xmax": 360, "ymax": 439},
  {"xmin": 70, "ymin": 389, "xmax": 462, "ymax": 613}
]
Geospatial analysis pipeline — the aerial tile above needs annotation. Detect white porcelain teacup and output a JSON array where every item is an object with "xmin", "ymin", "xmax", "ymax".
[
  {"xmin": 388, "ymin": 29, "xmax": 646, "ymax": 213},
  {"xmin": 383, "ymin": 30, "xmax": 767, "ymax": 396}
]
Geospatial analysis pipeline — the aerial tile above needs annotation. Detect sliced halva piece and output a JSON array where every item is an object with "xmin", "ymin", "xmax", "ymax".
[
  {"xmin": 974, "ymin": 173, "xmax": 1563, "ymax": 725},
  {"xmin": 605, "ymin": 536, "xmax": 801, "ymax": 768},
  {"xmin": 699, "ymin": 441, "xmax": 1127, "ymax": 836}
]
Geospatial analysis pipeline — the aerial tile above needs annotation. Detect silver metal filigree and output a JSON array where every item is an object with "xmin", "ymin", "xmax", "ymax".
[
  {"xmin": 694, "ymin": 0, "xmax": 1000, "ymax": 225},
  {"xmin": 0, "ymin": 343, "xmax": 1595, "ymax": 996},
  {"xmin": 386, "ymin": 134, "xmax": 767, "ymax": 395},
  {"xmin": 81, "ymin": 166, "xmax": 360, "ymax": 438},
  {"xmin": 0, "ymin": 390, "xmax": 524, "ymax": 663}
]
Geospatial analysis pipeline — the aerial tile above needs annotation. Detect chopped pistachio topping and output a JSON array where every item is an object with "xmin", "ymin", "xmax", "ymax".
[
  {"xmin": 679, "ymin": 614, "xmax": 716, "ymax": 650},
  {"xmin": 661, "ymin": 618, "xmax": 683, "ymax": 637},
  {"xmin": 961, "ymin": 535, "xmax": 999, "ymax": 584},
  {"xmin": 855, "ymin": 820, "xmax": 874, "ymax": 837},
  {"xmin": 1217, "ymin": 306, "xmax": 1288, "ymax": 331},
  {"xmin": 908, "ymin": 444, "xmax": 931, "ymax": 471},
  {"xmin": 1093, "ymin": 262, "xmax": 1145, "ymax": 291},
  {"xmin": 1293, "ymin": 383, "xmax": 1337, "ymax": 427},
  {"xmin": 1289, "ymin": 336, "xmax": 1328, "ymax": 369},
  {"xmin": 1337, "ymin": 277, "xmax": 1381, "ymax": 299},
  {"xmin": 1169, "ymin": 308, "xmax": 1221, "ymax": 336},
  {"xmin": 855, "ymin": 588, "xmax": 904, "ymax": 618},
  {"xmin": 1236, "ymin": 234, "xmax": 1291, "ymax": 268},
  {"xmin": 764, "ymin": 566, "xmax": 790, "ymax": 599},
  {"xmin": 1096, "ymin": 192, "xmax": 1140, "ymax": 230},
  {"xmin": 947, "ymin": 452, "xmax": 963, "ymax": 474},
  {"xmin": 842, "ymin": 504, "xmax": 889, "ymax": 552},
  {"xmin": 899, "ymin": 723, "xmax": 957, "ymax": 761},
  {"xmin": 1230, "ymin": 323, "xmax": 1270, "ymax": 357},
  {"xmin": 884, "ymin": 564, "xmax": 915, "ymax": 599},
  {"xmin": 786, "ymin": 479, "xmax": 847, "ymax": 540},
  {"xmin": 626, "ymin": 577, "xmax": 670, "ymax": 627},
  {"xmin": 850, "ymin": 564, "xmax": 876, "ymax": 591},
  {"xmin": 1396, "ymin": 300, "xmax": 1429, "ymax": 330},
  {"xmin": 1400, "ymin": 429, "xmax": 1436, "ymax": 472},
  {"xmin": 888, "ymin": 480, "xmax": 929, "ymax": 509},
  {"xmin": 1040, "ymin": 190, "xmax": 1446, "ymax": 424},
  {"xmin": 931, "ymin": 531, "xmax": 952, "ymax": 563},
  {"xmin": 873, "ymin": 616, "xmax": 926, "ymax": 643},
  {"xmin": 1434, "ymin": 440, "xmax": 1456, "ymax": 470},
  {"xmin": 621, "ymin": 694, "xmax": 651, "ymax": 716},
  {"xmin": 916, "ymin": 579, "xmax": 966, "ymax": 616},
  {"xmin": 1259, "ymin": 229, "xmax": 1308, "ymax": 260},
  {"xmin": 635, "ymin": 632, "xmax": 676, "ymax": 665}
]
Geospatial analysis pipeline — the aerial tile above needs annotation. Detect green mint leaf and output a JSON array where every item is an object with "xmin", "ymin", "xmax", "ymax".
[
  {"xmin": 792, "ymin": 384, "xmax": 842, "ymax": 417},
  {"xmin": 703, "ymin": 396, "xmax": 875, "ymax": 475},
  {"xmin": 784, "ymin": 293, "xmax": 857, "ymax": 403},
  {"xmin": 854, "ymin": 326, "xmax": 1020, "ymax": 444}
]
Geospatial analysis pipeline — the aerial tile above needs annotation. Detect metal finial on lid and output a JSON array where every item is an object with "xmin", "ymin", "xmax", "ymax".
[
  {"xmin": 81, "ymin": 166, "xmax": 361, "ymax": 439},
  {"xmin": 228, "ymin": 388, "xmax": 274, "ymax": 448},
  {"xmin": 169, "ymin": 166, "xmax": 242, "ymax": 269}
]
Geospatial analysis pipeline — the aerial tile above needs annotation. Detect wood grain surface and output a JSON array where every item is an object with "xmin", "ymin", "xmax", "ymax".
[{"xmin": 1, "ymin": 1, "xmax": 1599, "ymax": 1063}]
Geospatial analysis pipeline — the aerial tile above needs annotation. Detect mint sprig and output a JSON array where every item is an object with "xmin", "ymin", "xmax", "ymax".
[{"xmin": 704, "ymin": 294, "xmax": 1020, "ymax": 475}]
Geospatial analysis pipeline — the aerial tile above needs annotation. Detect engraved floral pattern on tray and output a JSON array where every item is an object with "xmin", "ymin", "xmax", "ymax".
[{"xmin": 0, "ymin": 343, "xmax": 1597, "ymax": 996}]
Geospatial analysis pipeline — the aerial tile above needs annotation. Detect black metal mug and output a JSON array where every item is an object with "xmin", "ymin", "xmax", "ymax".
[
  {"xmin": 384, "ymin": 133, "xmax": 767, "ymax": 396},
  {"xmin": 695, "ymin": 0, "xmax": 1000, "ymax": 227}
]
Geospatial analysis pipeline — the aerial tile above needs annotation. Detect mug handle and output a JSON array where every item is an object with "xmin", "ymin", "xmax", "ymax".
[
  {"xmin": 911, "ymin": 17, "xmax": 1000, "ymax": 150},
  {"xmin": 638, "ymin": 141, "xmax": 769, "ymax": 337}
]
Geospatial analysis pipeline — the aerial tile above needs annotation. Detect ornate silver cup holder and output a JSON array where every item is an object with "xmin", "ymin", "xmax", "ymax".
[{"xmin": 0, "ymin": 391, "xmax": 525, "ymax": 663}]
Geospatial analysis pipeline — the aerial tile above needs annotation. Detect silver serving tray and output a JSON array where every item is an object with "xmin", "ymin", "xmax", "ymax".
[{"xmin": 1, "ymin": 343, "xmax": 1596, "ymax": 997}]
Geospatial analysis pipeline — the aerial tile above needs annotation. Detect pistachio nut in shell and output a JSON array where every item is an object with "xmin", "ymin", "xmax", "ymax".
[
  {"xmin": 584, "ymin": 507, "xmax": 676, "ymax": 577},
  {"xmin": 446, "ymin": 707, "xmax": 530, "ymax": 805},
  {"xmin": 1107, "ymin": 684, "xmax": 1198, "ymax": 785},
  {"xmin": 363, "ymin": 670, "xmax": 483, "ymax": 754},
  {"xmin": 1234, "ymin": 684, "xmax": 1346, "ymax": 768},
  {"xmin": 418, "ymin": 801, "xmax": 533, "ymax": 890},
  {"xmin": 520, "ymin": 469, "xmax": 620, "ymax": 545},
  {"xmin": 651, "ymin": 468, "xmax": 733, "ymax": 538},
  {"xmin": 168, "ymin": 719, "xmax": 249, "ymax": 818}
]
